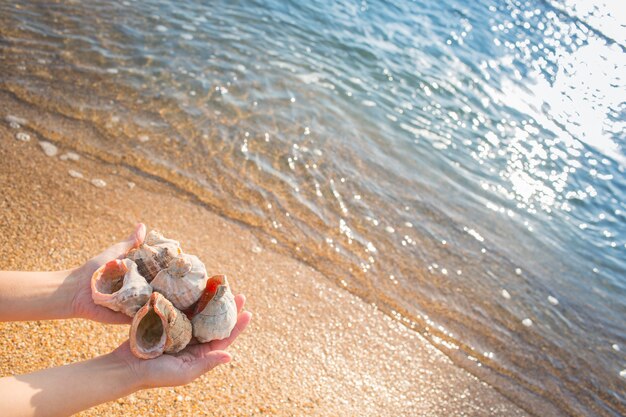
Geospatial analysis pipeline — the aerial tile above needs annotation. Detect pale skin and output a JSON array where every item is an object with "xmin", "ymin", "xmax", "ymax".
[{"xmin": 0, "ymin": 224, "xmax": 252, "ymax": 417}]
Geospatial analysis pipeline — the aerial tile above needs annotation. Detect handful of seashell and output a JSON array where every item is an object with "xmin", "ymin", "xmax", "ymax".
[{"xmin": 91, "ymin": 230, "xmax": 237, "ymax": 359}]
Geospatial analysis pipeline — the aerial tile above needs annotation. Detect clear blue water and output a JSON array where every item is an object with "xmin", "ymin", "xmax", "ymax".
[{"xmin": 1, "ymin": 0, "xmax": 624, "ymax": 414}]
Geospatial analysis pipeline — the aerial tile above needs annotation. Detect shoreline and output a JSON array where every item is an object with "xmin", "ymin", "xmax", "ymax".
[{"xmin": 0, "ymin": 118, "xmax": 527, "ymax": 415}]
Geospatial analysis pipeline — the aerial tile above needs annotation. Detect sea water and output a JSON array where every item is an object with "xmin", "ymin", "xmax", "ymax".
[{"xmin": 0, "ymin": 0, "xmax": 624, "ymax": 414}]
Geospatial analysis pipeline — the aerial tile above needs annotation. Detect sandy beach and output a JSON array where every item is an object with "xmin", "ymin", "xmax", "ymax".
[
  {"xmin": 2, "ymin": 0, "xmax": 624, "ymax": 414},
  {"xmin": 0, "ymin": 118, "xmax": 529, "ymax": 416}
]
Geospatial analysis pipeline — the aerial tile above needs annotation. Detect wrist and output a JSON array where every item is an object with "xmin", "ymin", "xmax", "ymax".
[
  {"xmin": 107, "ymin": 344, "xmax": 156, "ymax": 391},
  {"xmin": 103, "ymin": 351, "xmax": 146, "ymax": 393},
  {"xmin": 58, "ymin": 267, "xmax": 81, "ymax": 319}
]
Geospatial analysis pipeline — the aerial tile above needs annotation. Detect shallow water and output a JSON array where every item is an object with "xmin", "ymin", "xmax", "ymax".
[{"xmin": 1, "ymin": 0, "xmax": 624, "ymax": 415}]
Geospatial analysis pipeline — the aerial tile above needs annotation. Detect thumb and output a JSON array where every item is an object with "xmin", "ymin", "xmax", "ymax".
[
  {"xmin": 92, "ymin": 223, "xmax": 147, "ymax": 263},
  {"xmin": 113, "ymin": 223, "xmax": 147, "ymax": 256},
  {"xmin": 126, "ymin": 223, "xmax": 147, "ymax": 249}
]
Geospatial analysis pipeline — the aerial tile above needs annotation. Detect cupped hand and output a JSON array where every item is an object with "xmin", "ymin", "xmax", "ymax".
[
  {"xmin": 69, "ymin": 223, "xmax": 147, "ymax": 324},
  {"xmin": 112, "ymin": 294, "xmax": 252, "ymax": 389}
]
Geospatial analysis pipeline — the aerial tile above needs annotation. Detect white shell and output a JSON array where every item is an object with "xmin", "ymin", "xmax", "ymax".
[
  {"xmin": 151, "ymin": 254, "xmax": 209, "ymax": 310},
  {"xmin": 192, "ymin": 276, "xmax": 237, "ymax": 342},
  {"xmin": 91, "ymin": 258, "xmax": 153, "ymax": 317},
  {"xmin": 145, "ymin": 230, "xmax": 181, "ymax": 250}
]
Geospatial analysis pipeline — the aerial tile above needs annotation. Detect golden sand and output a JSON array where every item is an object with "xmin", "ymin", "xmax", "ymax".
[{"xmin": 0, "ymin": 122, "xmax": 528, "ymax": 416}]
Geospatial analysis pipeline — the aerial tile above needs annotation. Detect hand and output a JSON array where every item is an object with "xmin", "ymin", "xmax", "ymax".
[
  {"xmin": 112, "ymin": 294, "xmax": 252, "ymax": 389},
  {"xmin": 69, "ymin": 223, "xmax": 147, "ymax": 324}
]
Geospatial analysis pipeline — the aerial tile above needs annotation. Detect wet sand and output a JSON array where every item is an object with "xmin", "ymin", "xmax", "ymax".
[{"xmin": 0, "ymin": 120, "xmax": 528, "ymax": 416}]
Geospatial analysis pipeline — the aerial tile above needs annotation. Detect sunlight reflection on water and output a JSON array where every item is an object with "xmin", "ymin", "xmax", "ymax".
[{"xmin": 0, "ymin": 0, "xmax": 624, "ymax": 414}]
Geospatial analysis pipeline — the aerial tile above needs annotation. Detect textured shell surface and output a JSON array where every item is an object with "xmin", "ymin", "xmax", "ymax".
[
  {"xmin": 129, "ymin": 292, "xmax": 192, "ymax": 359},
  {"xmin": 151, "ymin": 253, "xmax": 209, "ymax": 310},
  {"xmin": 127, "ymin": 245, "xmax": 161, "ymax": 282},
  {"xmin": 145, "ymin": 230, "xmax": 181, "ymax": 251},
  {"xmin": 127, "ymin": 230, "xmax": 181, "ymax": 282},
  {"xmin": 192, "ymin": 276, "xmax": 237, "ymax": 343},
  {"xmin": 91, "ymin": 258, "xmax": 152, "ymax": 317}
]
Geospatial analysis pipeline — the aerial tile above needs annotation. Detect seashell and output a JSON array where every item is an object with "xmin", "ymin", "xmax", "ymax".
[
  {"xmin": 144, "ymin": 229, "xmax": 180, "ymax": 249},
  {"xmin": 191, "ymin": 275, "xmax": 237, "ymax": 343},
  {"xmin": 38, "ymin": 140, "xmax": 58, "ymax": 157},
  {"xmin": 129, "ymin": 292, "xmax": 192, "ymax": 359},
  {"xmin": 6, "ymin": 115, "xmax": 28, "ymax": 126},
  {"xmin": 151, "ymin": 253, "xmax": 209, "ymax": 311},
  {"xmin": 126, "ymin": 245, "xmax": 162, "ymax": 282},
  {"xmin": 91, "ymin": 258, "xmax": 152, "ymax": 317},
  {"xmin": 126, "ymin": 230, "xmax": 181, "ymax": 282},
  {"xmin": 15, "ymin": 132, "xmax": 31, "ymax": 142},
  {"xmin": 90, "ymin": 178, "xmax": 106, "ymax": 188},
  {"xmin": 59, "ymin": 151, "xmax": 80, "ymax": 161}
]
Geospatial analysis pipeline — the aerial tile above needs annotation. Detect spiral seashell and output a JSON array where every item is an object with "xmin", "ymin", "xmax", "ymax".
[
  {"xmin": 150, "ymin": 254, "xmax": 209, "ymax": 311},
  {"xmin": 191, "ymin": 275, "xmax": 237, "ymax": 343},
  {"xmin": 91, "ymin": 258, "xmax": 152, "ymax": 317},
  {"xmin": 144, "ymin": 229, "xmax": 180, "ymax": 248},
  {"xmin": 129, "ymin": 292, "xmax": 192, "ymax": 359},
  {"xmin": 126, "ymin": 230, "xmax": 181, "ymax": 282}
]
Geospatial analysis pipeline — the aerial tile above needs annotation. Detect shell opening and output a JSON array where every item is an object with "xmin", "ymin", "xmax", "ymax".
[
  {"xmin": 194, "ymin": 275, "xmax": 226, "ymax": 315},
  {"xmin": 136, "ymin": 308, "xmax": 166, "ymax": 352},
  {"xmin": 95, "ymin": 260, "xmax": 127, "ymax": 294}
]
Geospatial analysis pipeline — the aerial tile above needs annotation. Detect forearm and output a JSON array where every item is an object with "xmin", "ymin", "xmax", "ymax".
[
  {"xmin": 0, "ymin": 352, "xmax": 140, "ymax": 417},
  {"xmin": 0, "ymin": 270, "xmax": 75, "ymax": 322}
]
